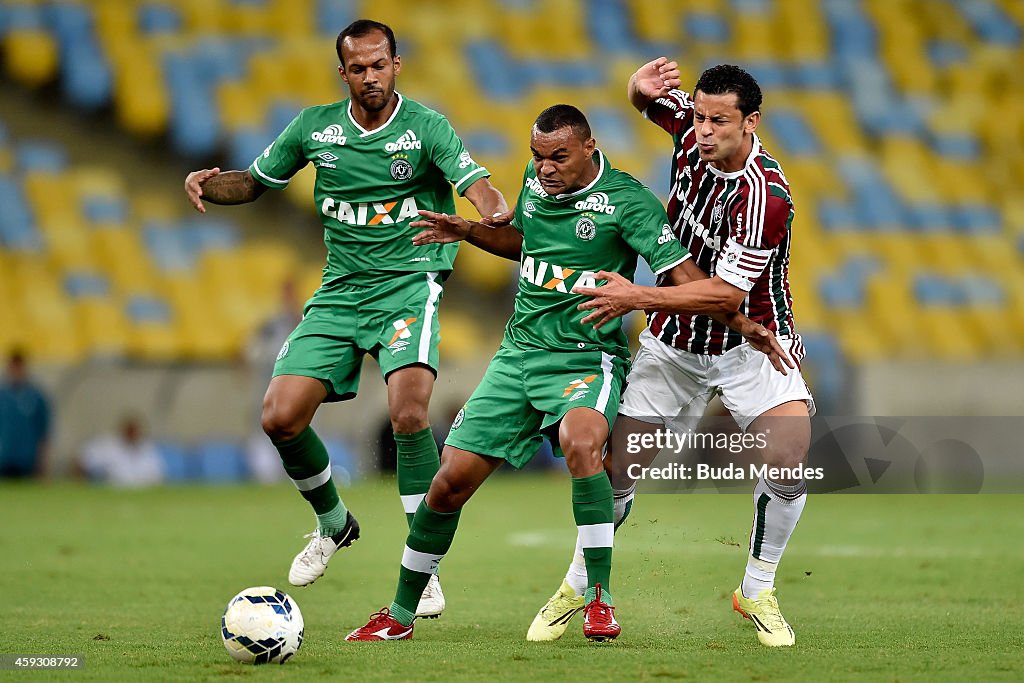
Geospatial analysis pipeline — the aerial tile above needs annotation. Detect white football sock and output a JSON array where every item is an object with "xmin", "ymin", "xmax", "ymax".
[{"xmin": 742, "ymin": 476, "xmax": 806, "ymax": 598}]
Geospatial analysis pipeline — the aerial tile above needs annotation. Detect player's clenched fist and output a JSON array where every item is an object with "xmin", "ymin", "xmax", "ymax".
[{"xmin": 184, "ymin": 167, "xmax": 221, "ymax": 213}]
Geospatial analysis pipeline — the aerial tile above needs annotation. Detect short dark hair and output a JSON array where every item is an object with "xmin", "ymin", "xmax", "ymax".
[
  {"xmin": 336, "ymin": 19, "xmax": 397, "ymax": 65},
  {"xmin": 694, "ymin": 65, "xmax": 762, "ymax": 117},
  {"xmin": 533, "ymin": 104, "xmax": 592, "ymax": 141}
]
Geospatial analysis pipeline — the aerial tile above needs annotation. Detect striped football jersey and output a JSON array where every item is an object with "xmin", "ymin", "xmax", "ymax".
[{"xmin": 644, "ymin": 89, "xmax": 799, "ymax": 356}]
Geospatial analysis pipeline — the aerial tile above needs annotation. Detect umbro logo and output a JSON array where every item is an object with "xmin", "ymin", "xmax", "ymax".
[
  {"xmin": 385, "ymin": 129, "xmax": 421, "ymax": 152},
  {"xmin": 311, "ymin": 124, "xmax": 347, "ymax": 145},
  {"xmin": 317, "ymin": 151, "xmax": 338, "ymax": 168}
]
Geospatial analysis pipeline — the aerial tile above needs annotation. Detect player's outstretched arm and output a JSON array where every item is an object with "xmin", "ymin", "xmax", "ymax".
[
  {"xmin": 574, "ymin": 271, "xmax": 739, "ymax": 328},
  {"xmin": 184, "ymin": 168, "xmax": 266, "ymax": 213},
  {"xmin": 628, "ymin": 57, "xmax": 683, "ymax": 113},
  {"xmin": 463, "ymin": 177, "xmax": 509, "ymax": 220},
  {"xmin": 411, "ymin": 210, "xmax": 523, "ymax": 261},
  {"xmin": 664, "ymin": 265, "xmax": 793, "ymax": 373}
]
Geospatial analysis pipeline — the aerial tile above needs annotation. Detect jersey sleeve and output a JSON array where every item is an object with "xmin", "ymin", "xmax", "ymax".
[
  {"xmin": 510, "ymin": 161, "xmax": 533, "ymax": 235},
  {"xmin": 248, "ymin": 112, "xmax": 308, "ymax": 189},
  {"xmin": 427, "ymin": 115, "xmax": 491, "ymax": 196},
  {"xmin": 643, "ymin": 89, "xmax": 694, "ymax": 136},
  {"xmin": 716, "ymin": 190, "xmax": 793, "ymax": 292},
  {"xmin": 619, "ymin": 188, "xmax": 691, "ymax": 275}
]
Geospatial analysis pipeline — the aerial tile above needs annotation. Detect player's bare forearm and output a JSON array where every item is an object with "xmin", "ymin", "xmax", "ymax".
[
  {"xmin": 466, "ymin": 222, "xmax": 522, "ymax": 261},
  {"xmin": 632, "ymin": 277, "xmax": 744, "ymax": 316},
  {"xmin": 201, "ymin": 170, "xmax": 265, "ymax": 205},
  {"xmin": 464, "ymin": 177, "xmax": 509, "ymax": 218},
  {"xmin": 627, "ymin": 72, "xmax": 650, "ymax": 113}
]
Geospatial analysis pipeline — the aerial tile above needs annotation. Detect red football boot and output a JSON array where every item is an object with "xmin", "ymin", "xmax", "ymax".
[
  {"xmin": 345, "ymin": 608, "xmax": 414, "ymax": 641},
  {"xmin": 582, "ymin": 584, "xmax": 621, "ymax": 642}
]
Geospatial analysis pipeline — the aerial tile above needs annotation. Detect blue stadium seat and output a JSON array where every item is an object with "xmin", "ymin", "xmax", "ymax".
[
  {"xmin": 957, "ymin": 0, "xmax": 1021, "ymax": 45},
  {"xmin": 465, "ymin": 41, "xmax": 529, "ymax": 100},
  {"xmin": 64, "ymin": 273, "xmax": 111, "ymax": 298},
  {"xmin": 0, "ymin": 176, "xmax": 42, "ymax": 251},
  {"xmin": 195, "ymin": 440, "xmax": 249, "ymax": 482},
  {"xmin": 791, "ymin": 61, "xmax": 840, "ymax": 90},
  {"xmin": 126, "ymin": 295, "xmax": 172, "ymax": 324},
  {"xmin": 799, "ymin": 332, "xmax": 847, "ymax": 414},
  {"xmin": 45, "ymin": 2, "xmax": 111, "ymax": 109},
  {"xmin": 927, "ymin": 40, "xmax": 968, "ymax": 69},
  {"xmin": 144, "ymin": 220, "xmax": 196, "ymax": 271},
  {"xmin": 914, "ymin": 274, "xmax": 964, "ymax": 306},
  {"xmin": 16, "ymin": 141, "xmax": 68, "ymax": 172},
  {"xmin": 137, "ymin": 3, "xmax": 182, "ymax": 34},
  {"xmin": 315, "ymin": 0, "xmax": 355, "ymax": 36},
  {"xmin": 765, "ymin": 110, "xmax": 821, "ymax": 157},
  {"xmin": 83, "ymin": 196, "xmax": 129, "ymax": 224},
  {"xmin": 684, "ymin": 12, "xmax": 730, "ymax": 43},
  {"xmin": 586, "ymin": 0, "xmax": 641, "ymax": 54}
]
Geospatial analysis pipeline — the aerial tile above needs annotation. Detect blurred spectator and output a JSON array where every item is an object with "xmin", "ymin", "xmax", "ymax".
[
  {"xmin": 80, "ymin": 415, "xmax": 165, "ymax": 487},
  {"xmin": 243, "ymin": 278, "xmax": 303, "ymax": 483},
  {"xmin": 0, "ymin": 350, "xmax": 52, "ymax": 479}
]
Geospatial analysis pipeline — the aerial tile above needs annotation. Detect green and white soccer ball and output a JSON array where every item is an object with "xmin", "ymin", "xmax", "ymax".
[{"xmin": 221, "ymin": 586, "xmax": 304, "ymax": 664}]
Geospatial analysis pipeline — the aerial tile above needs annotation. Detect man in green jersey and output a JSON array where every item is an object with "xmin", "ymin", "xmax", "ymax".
[
  {"xmin": 183, "ymin": 20, "xmax": 507, "ymax": 617},
  {"xmin": 345, "ymin": 104, "xmax": 786, "ymax": 642}
]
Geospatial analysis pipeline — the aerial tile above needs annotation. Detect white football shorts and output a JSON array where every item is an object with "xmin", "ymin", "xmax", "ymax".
[{"xmin": 619, "ymin": 328, "xmax": 815, "ymax": 431}]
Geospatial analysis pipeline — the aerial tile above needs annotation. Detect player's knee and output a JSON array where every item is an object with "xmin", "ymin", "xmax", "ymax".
[
  {"xmin": 260, "ymin": 404, "xmax": 308, "ymax": 442},
  {"xmin": 561, "ymin": 436, "xmax": 604, "ymax": 477},
  {"xmin": 425, "ymin": 473, "xmax": 469, "ymax": 513},
  {"xmin": 390, "ymin": 403, "xmax": 430, "ymax": 434}
]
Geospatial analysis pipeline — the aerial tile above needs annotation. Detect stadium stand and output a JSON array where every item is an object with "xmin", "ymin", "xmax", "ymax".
[{"xmin": 1, "ymin": 0, "xmax": 1023, "ymax": 468}]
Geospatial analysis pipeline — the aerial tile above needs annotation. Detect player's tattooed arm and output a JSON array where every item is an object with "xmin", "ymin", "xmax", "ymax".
[{"xmin": 184, "ymin": 168, "xmax": 266, "ymax": 213}]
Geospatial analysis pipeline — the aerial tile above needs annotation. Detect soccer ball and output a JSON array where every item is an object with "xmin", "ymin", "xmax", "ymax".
[{"xmin": 220, "ymin": 586, "xmax": 304, "ymax": 664}]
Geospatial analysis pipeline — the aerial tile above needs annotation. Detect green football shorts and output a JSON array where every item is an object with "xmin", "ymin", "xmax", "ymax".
[
  {"xmin": 273, "ymin": 270, "xmax": 445, "ymax": 402},
  {"xmin": 445, "ymin": 340, "xmax": 629, "ymax": 468}
]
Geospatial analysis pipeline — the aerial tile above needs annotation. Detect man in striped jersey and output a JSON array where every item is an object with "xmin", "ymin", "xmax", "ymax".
[
  {"xmin": 183, "ymin": 20, "xmax": 507, "ymax": 617},
  {"xmin": 531, "ymin": 61, "xmax": 812, "ymax": 647}
]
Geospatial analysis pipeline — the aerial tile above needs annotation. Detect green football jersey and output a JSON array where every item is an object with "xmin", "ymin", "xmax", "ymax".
[
  {"xmin": 506, "ymin": 150, "xmax": 690, "ymax": 358},
  {"xmin": 249, "ymin": 93, "xmax": 490, "ymax": 282}
]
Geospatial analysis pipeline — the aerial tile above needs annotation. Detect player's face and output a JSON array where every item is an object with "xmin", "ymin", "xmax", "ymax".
[
  {"xmin": 338, "ymin": 31, "xmax": 401, "ymax": 113},
  {"xmin": 692, "ymin": 91, "xmax": 759, "ymax": 171},
  {"xmin": 530, "ymin": 126, "xmax": 597, "ymax": 195}
]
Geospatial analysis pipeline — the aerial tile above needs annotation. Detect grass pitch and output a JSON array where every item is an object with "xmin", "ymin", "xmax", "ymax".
[{"xmin": 2, "ymin": 476, "xmax": 1022, "ymax": 681}]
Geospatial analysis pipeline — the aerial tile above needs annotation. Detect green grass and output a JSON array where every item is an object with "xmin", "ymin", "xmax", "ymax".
[{"xmin": 2, "ymin": 477, "xmax": 1022, "ymax": 681}]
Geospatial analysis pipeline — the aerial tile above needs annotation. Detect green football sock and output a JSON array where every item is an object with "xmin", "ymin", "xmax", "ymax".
[
  {"xmin": 395, "ymin": 428, "xmax": 441, "ymax": 527},
  {"xmin": 572, "ymin": 472, "xmax": 615, "ymax": 606},
  {"xmin": 274, "ymin": 426, "xmax": 348, "ymax": 536},
  {"xmin": 390, "ymin": 501, "xmax": 461, "ymax": 626}
]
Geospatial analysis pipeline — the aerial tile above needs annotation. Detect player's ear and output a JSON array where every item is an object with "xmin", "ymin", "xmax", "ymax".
[
  {"xmin": 744, "ymin": 111, "xmax": 760, "ymax": 134},
  {"xmin": 583, "ymin": 136, "xmax": 597, "ymax": 158},
  {"xmin": 338, "ymin": 64, "xmax": 349, "ymax": 84},
  {"xmin": 393, "ymin": 54, "xmax": 402, "ymax": 75}
]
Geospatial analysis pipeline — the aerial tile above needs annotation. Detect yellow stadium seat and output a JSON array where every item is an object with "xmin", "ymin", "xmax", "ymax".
[
  {"xmin": 917, "ymin": 309, "xmax": 984, "ymax": 361},
  {"xmin": 75, "ymin": 299, "xmax": 130, "ymax": 358},
  {"xmin": 3, "ymin": 28, "xmax": 59, "ymax": 87}
]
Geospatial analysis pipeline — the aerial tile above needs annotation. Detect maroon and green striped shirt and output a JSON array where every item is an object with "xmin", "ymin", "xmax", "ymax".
[{"xmin": 645, "ymin": 89, "xmax": 800, "ymax": 357}]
